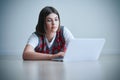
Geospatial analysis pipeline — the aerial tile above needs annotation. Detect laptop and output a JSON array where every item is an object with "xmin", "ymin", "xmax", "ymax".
[{"xmin": 52, "ymin": 38, "xmax": 105, "ymax": 62}]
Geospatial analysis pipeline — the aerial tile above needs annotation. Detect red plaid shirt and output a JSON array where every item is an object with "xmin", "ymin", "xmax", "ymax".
[{"xmin": 35, "ymin": 26, "xmax": 66, "ymax": 54}]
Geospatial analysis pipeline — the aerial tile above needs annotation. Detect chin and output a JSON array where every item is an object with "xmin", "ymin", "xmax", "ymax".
[
  {"xmin": 52, "ymin": 29, "xmax": 57, "ymax": 32},
  {"xmin": 52, "ymin": 31, "xmax": 57, "ymax": 33}
]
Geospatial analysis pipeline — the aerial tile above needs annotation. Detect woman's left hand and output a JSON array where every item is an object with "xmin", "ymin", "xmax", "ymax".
[{"xmin": 53, "ymin": 52, "xmax": 65, "ymax": 58}]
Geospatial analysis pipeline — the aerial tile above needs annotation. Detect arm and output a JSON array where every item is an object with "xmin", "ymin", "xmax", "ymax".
[
  {"xmin": 23, "ymin": 44, "xmax": 56, "ymax": 60},
  {"xmin": 22, "ymin": 33, "xmax": 54, "ymax": 60},
  {"xmin": 23, "ymin": 44, "xmax": 65, "ymax": 60}
]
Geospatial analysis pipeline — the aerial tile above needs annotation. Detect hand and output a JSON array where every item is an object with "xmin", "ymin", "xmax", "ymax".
[
  {"xmin": 48, "ymin": 52, "xmax": 65, "ymax": 59},
  {"xmin": 53, "ymin": 52, "xmax": 65, "ymax": 58}
]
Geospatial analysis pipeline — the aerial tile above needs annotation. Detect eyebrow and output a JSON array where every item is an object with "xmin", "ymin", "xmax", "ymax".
[{"xmin": 46, "ymin": 16, "xmax": 58, "ymax": 19}]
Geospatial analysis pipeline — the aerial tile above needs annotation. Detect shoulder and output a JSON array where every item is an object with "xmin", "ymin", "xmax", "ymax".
[
  {"xmin": 59, "ymin": 26, "xmax": 69, "ymax": 34},
  {"xmin": 27, "ymin": 32, "xmax": 39, "ymax": 48},
  {"xmin": 63, "ymin": 27, "xmax": 74, "ymax": 39},
  {"xmin": 63, "ymin": 26, "xmax": 74, "ymax": 46},
  {"xmin": 63, "ymin": 26, "xmax": 70, "ymax": 32},
  {"xmin": 61, "ymin": 26, "xmax": 72, "ymax": 34},
  {"xmin": 29, "ymin": 32, "xmax": 38, "ymax": 40}
]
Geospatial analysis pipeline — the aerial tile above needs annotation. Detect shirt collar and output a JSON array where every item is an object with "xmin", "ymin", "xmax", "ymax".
[{"xmin": 45, "ymin": 33, "xmax": 56, "ymax": 48}]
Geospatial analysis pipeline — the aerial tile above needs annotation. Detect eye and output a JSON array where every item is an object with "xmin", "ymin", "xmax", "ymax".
[
  {"xmin": 55, "ymin": 18, "xmax": 59, "ymax": 21},
  {"xmin": 47, "ymin": 19, "xmax": 52, "ymax": 22}
]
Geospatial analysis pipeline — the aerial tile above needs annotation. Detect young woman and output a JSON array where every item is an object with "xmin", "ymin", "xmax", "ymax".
[{"xmin": 23, "ymin": 6, "xmax": 74, "ymax": 60}]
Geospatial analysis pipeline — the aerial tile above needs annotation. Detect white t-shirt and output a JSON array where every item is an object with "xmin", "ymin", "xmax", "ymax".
[{"xmin": 27, "ymin": 27, "xmax": 74, "ymax": 48}]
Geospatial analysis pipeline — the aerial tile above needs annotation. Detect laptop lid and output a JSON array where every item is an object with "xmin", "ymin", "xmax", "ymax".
[{"xmin": 63, "ymin": 38, "xmax": 105, "ymax": 62}]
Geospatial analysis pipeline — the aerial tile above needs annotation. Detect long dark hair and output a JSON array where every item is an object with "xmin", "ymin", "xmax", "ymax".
[{"xmin": 36, "ymin": 6, "xmax": 60, "ymax": 36}]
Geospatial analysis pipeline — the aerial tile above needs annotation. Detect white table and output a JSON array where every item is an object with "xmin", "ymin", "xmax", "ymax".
[{"xmin": 0, "ymin": 54, "xmax": 120, "ymax": 80}]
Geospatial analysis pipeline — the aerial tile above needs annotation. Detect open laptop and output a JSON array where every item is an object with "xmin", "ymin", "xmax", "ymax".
[{"xmin": 52, "ymin": 38, "xmax": 105, "ymax": 62}]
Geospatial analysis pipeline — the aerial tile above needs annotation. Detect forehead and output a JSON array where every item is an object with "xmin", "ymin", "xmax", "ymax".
[{"xmin": 46, "ymin": 13, "xmax": 58, "ymax": 19}]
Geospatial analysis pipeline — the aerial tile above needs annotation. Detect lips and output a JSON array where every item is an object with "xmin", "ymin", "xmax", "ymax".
[{"xmin": 52, "ymin": 26, "xmax": 57, "ymax": 29}]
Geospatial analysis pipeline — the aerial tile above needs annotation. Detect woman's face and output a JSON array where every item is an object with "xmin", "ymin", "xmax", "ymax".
[{"xmin": 45, "ymin": 13, "xmax": 59, "ymax": 34}]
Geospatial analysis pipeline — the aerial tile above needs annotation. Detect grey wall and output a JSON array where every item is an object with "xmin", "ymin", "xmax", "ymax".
[{"xmin": 0, "ymin": 0, "xmax": 120, "ymax": 55}]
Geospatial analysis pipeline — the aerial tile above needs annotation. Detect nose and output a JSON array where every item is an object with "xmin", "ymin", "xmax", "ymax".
[{"xmin": 52, "ymin": 21, "xmax": 55, "ymax": 25}]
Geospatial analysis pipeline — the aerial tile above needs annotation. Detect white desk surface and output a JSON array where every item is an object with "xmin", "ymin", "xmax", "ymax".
[{"xmin": 0, "ymin": 54, "xmax": 120, "ymax": 80}]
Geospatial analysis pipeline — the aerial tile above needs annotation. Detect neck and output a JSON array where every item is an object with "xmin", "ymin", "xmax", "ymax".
[{"xmin": 45, "ymin": 32, "xmax": 56, "ymax": 42}]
